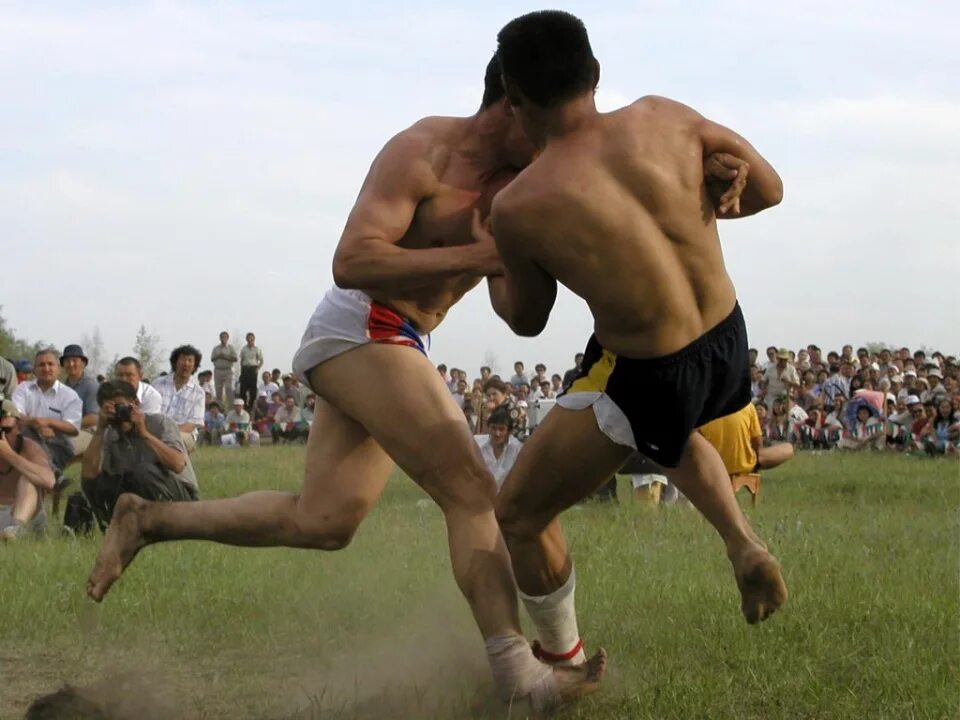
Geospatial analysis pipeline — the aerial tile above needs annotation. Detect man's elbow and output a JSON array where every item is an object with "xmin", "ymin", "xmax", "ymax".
[
  {"xmin": 331, "ymin": 254, "xmax": 358, "ymax": 289},
  {"xmin": 509, "ymin": 315, "xmax": 548, "ymax": 338}
]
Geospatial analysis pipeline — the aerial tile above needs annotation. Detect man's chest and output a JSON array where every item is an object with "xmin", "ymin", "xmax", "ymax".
[{"xmin": 403, "ymin": 166, "xmax": 518, "ymax": 250}]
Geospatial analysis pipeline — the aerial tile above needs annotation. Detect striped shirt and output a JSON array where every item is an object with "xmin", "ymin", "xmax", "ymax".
[
  {"xmin": 821, "ymin": 375, "xmax": 850, "ymax": 402},
  {"xmin": 151, "ymin": 374, "xmax": 205, "ymax": 429}
]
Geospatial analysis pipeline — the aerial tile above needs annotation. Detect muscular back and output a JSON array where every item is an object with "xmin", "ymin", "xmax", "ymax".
[
  {"xmin": 335, "ymin": 116, "xmax": 520, "ymax": 333},
  {"xmin": 497, "ymin": 96, "xmax": 738, "ymax": 359}
]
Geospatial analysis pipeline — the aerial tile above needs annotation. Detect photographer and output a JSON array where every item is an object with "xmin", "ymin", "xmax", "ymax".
[
  {"xmin": 0, "ymin": 400, "xmax": 55, "ymax": 540},
  {"xmin": 82, "ymin": 381, "xmax": 198, "ymax": 530}
]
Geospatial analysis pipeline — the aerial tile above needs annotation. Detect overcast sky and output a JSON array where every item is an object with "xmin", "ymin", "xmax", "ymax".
[{"xmin": 2, "ymin": 1, "xmax": 957, "ymax": 377}]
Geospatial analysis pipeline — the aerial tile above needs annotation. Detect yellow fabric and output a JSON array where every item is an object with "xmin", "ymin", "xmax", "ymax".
[
  {"xmin": 698, "ymin": 403, "xmax": 760, "ymax": 476},
  {"xmin": 568, "ymin": 349, "xmax": 617, "ymax": 394}
]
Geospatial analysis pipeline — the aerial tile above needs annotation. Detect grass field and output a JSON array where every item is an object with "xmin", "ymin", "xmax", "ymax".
[{"xmin": 1, "ymin": 448, "xmax": 957, "ymax": 719}]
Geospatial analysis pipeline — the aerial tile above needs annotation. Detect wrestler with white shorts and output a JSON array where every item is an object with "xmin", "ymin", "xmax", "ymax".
[{"xmin": 86, "ymin": 57, "xmax": 607, "ymax": 712}]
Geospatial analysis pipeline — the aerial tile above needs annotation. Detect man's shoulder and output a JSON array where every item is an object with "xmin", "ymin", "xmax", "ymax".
[
  {"xmin": 55, "ymin": 380, "xmax": 81, "ymax": 401},
  {"xmin": 371, "ymin": 118, "xmax": 460, "ymax": 182}
]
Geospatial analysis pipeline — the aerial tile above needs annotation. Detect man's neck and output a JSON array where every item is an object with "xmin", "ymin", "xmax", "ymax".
[
  {"xmin": 537, "ymin": 94, "xmax": 598, "ymax": 145},
  {"xmin": 457, "ymin": 112, "xmax": 515, "ymax": 177},
  {"xmin": 36, "ymin": 378, "xmax": 55, "ymax": 391},
  {"xmin": 67, "ymin": 373, "xmax": 83, "ymax": 384},
  {"xmin": 491, "ymin": 441, "xmax": 506, "ymax": 459},
  {"xmin": 174, "ymin": 374, "xmax": 191, "ymax": 389}
]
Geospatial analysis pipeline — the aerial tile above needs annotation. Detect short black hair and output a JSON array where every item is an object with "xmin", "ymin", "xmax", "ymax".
[
  {"xmin": 497, "ymin": 10, "xmax": 596, "ymax": 108},
  {"xmin": 169, "ymin": 345, "xmax": 202, "ymax": 373},
  {"xmin": 116, "ymin": 356, "xmax": 142, "ymax": 371},
  {"xmin": 97, "ymin": 380, "xmax": 138, "ymax": 405},
  {"xmin": 480, "ymin": 53, "xmax": 505, "ymax": 108},
  {"xmin": 487, "ymin": 406, "xmax": 513, "ymax": 429}
]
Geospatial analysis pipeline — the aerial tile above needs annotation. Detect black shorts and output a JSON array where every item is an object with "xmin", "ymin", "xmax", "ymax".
[{"xmin": 558, "ymin": 302, "xmax": 751, "ymax": 468}]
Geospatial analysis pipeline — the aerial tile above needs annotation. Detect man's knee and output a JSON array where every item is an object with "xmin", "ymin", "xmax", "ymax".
[
  {"xmin": 495, "ymin": 492, "xmax": 548, "ymax": 542},
  {"xmin": 292, "ymin": 495, "xmax": 364, "ymax": 551},
  {"xmin": 417, "ymin": 459, "xmax": 496, "ymax": 514}
]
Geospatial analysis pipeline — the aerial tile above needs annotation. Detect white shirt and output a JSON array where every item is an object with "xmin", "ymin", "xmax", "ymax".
[
  {"xmin": 788, "ymin": 404, "xmax": 809, "ymax": 424},
  {"xmin": 474, "ymin": 434, "xmax": 524, "ymax": 491},
  {"xmin": 137, "ymin": 382, "xmax": 163, "ymax": 415},
  {"xmin": 151, "ymin": 374, "xmax": 206, "ymax": 428},
  {"xmin": 258, "ymin": 381, "xmax": 279, "ymax": 399},
  {"xmin": 11, "ymin": 379, "xmax": 82, "ymax": 429}
]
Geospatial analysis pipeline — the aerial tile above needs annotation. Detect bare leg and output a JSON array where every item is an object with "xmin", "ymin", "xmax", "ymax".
[
  {"xmin": 309, "ymin": 346, "xmax": 605, "ymax": 704},
  {"xmin": 497, "ymin": 406, "xmax": 632, "ymax": 597},
  {"xmin": 757, "ymin": 442, "xmax": 794, "ymax": 470},
  {"xmin": 87, "ymin": 396, "xmax": 394, "ymax": 600},
  {"xmin": 666, "ymin": 433, "xmax": 787, "ymax": 623},
  {"xmin": 12, "ymin": 475, "xmax": 41, "ymax": 525}
]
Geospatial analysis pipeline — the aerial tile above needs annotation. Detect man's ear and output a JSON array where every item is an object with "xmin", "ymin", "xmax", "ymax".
[{"xmin": 502, "ymin": 73, "xmax": 523, "ymax": 109}]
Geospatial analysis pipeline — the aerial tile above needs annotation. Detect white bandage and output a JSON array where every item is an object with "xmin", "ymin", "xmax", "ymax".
[
  {"xmin": 485, "ymin": 634, "xmax": 559, "ymax": 710},
  {"xmin": 520, "ymin": 567, "xmax": 586, "ymax": 666}
]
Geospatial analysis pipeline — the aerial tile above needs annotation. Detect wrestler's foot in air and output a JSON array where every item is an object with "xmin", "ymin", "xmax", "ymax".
[
  {"xmin": 530, "ymin": 648, "xmax": 607, "ymax": 715},
  {"xmin": 729, "ymin": 543, "xmax": 787, "ymax": 624},
  {"xmin": 87, "ymin": 494, "xmax": 151, "ymax": 602}
]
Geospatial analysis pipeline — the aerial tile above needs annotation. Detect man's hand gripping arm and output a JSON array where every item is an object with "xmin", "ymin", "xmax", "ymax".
[
  {"xmin": 474, "ymin": 207, "xmax": 557, "ymax": 337},
  {"xmin": 332, "ymin": 132, "xmax": 502, "ymax": 293},
  {"xmin": 700, "ymin": 118, "xmax": 783, "ymax": 218}
]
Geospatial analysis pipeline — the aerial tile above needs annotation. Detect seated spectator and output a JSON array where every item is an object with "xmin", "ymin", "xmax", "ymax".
[
  {"xmin": 699, "ymin": 403, "xmax": 794, "ymax": 481},
  {"xmin": 480, "ymin": 378, "xmax": 527, "ymax": 438},
  {"xmin": 561, "ymin": 353, "xmax": 584, "ymax": 389},
  {"xmin": 302, "ymin": 394, "xmax": 317, "ymax": 426},
  {"xmin": 203, "ymin": 402, "xmax": 226, "ymax": 445},
  {"xmin": 750, "ymin": 366, "xmax": 764, "ymax": 403},
  {"xmin": 12, "ymin": 348, "xmax": 81, "ymax": 475},
  {"xmin": 115, "ymin": 357, "xmax": 163, "ymax": 415},
  {"xmin": 81, "ymin": 380, "xmax": 198, "ymax": 530},
  {"xmin": 474, "ymin": 407, "xmax": 523, "ymax": 491},
  {"xmin": 551, "ymin": 374, "xmax": 563, "ymax": 395},
  {"xmin": 14, "ymin": 359, "xmax": 34, "ymax": 384},
  {"xmin": 921, "ymin": 398, "xmax": 959, "ymax": 456},
  {"xmin": 272, "ymin": 397, "xmax": 308, "ymax": 443},
  {"xmin": 509, "ymin": 361, "xmax": 528, "ymax": 390},
  {"xmin": 838, "ymin": 402, "xmax": 884, "ymax": 451},
  {"xmin": 536, "ymin": 379, "xmax": 555, "ymax": 400},
  {"xmin": 197, "ymin": 370, "xmax": 216, "ymax": 407},
  {"xmin": 257, "ymin": 370, "xmax": 279, "ymax": 403},
  {"xmin": 0, "ymin": 399, "xmax": 55, "ymax": 540},
  {"xmin": 224, "ymin": 398, "xmax": 252, "ymax": 446},
  {"xmin": 61, "ymin": 344, "xmax": 100, "ymax": 460},
  {"xmin": 279, "ymin": 374, "xmax": 301, "ymax": 404},
  {"xmin": 255, "ymin": 391, "xmax": 283, "ymax": 438},
  {"xmin": 151, "ymin": 345, "xmax": 206, "ymax": 452},
  {"xmin": 451, "ymin": 378, "xmax": 469, "ymax": 410}
]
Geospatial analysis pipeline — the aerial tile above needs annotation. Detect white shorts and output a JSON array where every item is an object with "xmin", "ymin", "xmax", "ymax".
[{"xmin": 292, "ymin": 287, "xmax": 430, "ymax": 389}]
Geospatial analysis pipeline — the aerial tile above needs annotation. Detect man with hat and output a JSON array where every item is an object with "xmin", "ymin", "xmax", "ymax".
[
  {"xmin": 11, "ymin": 348, "xmax": 82, "ymax": 475},
  {"xmin": 14, "ymin": 359, "xmax": 34, "ymax": 384},
  {"xmin": 224, "ymin": 398, "xmax": 251, "ymax": 446},
  {"xmin": 763, "ymin": 348, "xmax": 801, "ymax": 413},
  {"xmin": 0, "ymin": 399, "xmax": 56, "ymax": 540},
  {"xmin": 62, "ymin": 344, "xmax": 100, "ymax": 458}
]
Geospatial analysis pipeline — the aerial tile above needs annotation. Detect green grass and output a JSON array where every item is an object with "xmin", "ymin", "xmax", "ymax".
[{"xmin": 1, "ymin": 449, "xmax": 957, "ymax": 719}]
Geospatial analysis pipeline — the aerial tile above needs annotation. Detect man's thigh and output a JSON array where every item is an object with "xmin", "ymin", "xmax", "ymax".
[
  {"xmin": 308, "ymin": 344, "xmax": 490, "ymax": 496},
  {"xmin": 498, "ymin": 406, "xmax": 633, "ymax": 524}
]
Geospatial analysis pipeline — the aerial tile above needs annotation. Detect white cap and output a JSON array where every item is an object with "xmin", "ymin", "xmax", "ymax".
[
  {"xmin": 233, "ymin": 398, "xmax": 245, "ymax": 406},
  {"xmin": 905, "ymin": 395, "xmax": 921, "ymax": 405}
]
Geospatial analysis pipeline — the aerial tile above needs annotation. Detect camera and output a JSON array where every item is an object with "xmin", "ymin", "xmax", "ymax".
[{"xmin": 114, "ymin": 403, "xmax": 132, "ymax": 423}]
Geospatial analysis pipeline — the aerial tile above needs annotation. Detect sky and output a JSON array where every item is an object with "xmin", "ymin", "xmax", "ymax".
[{"xmin": 2, "ymin": 1, "xmax": 958, "ymax": 378}]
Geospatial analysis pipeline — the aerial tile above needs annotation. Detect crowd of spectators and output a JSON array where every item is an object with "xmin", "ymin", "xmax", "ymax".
[{"xmin": 1, "ymin": 335, "xmax": 957, "ymax": 540}]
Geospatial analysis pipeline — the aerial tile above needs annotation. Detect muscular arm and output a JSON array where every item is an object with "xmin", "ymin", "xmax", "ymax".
[
  {"xmin": 332, "ymin": 131, "xmax": 497, "ymax": 293},
  {"xmin": 699, "ymin": 117, "xmax": 783, "ymax": 218},
  {"xmin": 141, "ymin": 430, "xmax": 187, "ymax": 474},
  {"xmin": 484, "ymin": 203, "xmax": 558, "ymax": 337}
]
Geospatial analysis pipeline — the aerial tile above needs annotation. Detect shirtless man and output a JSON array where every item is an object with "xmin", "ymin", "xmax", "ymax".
[
  {"xmin": 87, "ymin": 56, "xmax": 744, "ymax": 709},
  {"xmin": 472, "ymin": 11, "xmax": 787, "ymax": 660},
  {"xmin": 86, "ymin": 57, "xmax": 607, "ymax": 712}
]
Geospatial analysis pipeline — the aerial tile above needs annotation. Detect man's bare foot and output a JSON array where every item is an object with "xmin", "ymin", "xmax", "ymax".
[
  {"xmin": 86, "ymin": 494, "xmax": 150, "ymax": 602},
  {"xmin": 730, "ymin": 544, "xmax": 787, "ymax": 624},
  {"xmin": 529, "ymin": 648, "xmax": 607, "ymax": 715}
]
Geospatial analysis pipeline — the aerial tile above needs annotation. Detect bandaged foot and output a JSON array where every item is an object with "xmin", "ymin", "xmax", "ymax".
[
  {"xmin": 520, "ymin": 567, "xmax": 587, "ymax": 666},
  {"xmin": 486, "ymin": 634, "xmax": 606, "ymax": 715}
]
